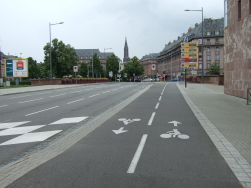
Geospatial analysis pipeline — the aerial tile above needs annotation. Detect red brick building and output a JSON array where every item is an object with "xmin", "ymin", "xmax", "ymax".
[{"xmin": 140, "ymin": 53, "xmax": 159, "ymax": 78}]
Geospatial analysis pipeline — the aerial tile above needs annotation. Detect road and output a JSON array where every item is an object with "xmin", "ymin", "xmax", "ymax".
[{"xmin": 3, "ymin": 83, "xmax": 242, "ymax": 188}]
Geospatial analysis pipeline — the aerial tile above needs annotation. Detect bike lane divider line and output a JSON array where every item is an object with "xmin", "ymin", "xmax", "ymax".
[
  {"xmin": 159, "ymin": 96, "xmax": 162, "ymax": 101},
  {"xmin": 155, "ymin": 102, "xmax": 159, "ymax": 109},
  {"xmin": 147, "ymin": 112, "xmax": 156, "ymax": 126},
  {"xmin": 127, "ymin": 134, "xmax": 148, "ymax": 174},
  {"xmin": 25, "ymin": 106, "xmax": 59, "ymax": 116}
]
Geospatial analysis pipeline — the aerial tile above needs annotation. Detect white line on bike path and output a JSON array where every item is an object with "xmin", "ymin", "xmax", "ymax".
[
  {"xmin": 155, "ymin": 102, "xmax": 159, "ymax": 109},
  {"xmin": 127, "ymin": 134, "xmax": 148, "ymax": 173},
  {"xmin": 148, "ymin": 112, "xmax": 156, "ymax": 126}
]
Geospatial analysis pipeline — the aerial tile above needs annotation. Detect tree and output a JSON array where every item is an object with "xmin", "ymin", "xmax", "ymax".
[
  {"xmin": 121, "ymin": 56, "xmax": 144, "ymax": 79},
  {"xmin": 43, "ymin": 38, "xmax": 78, "ymax": 78},
  {"xmin": 78, "ymin": 62, "xmax": 88, "ymax": 77},
  {"xmin": 89, "ymin": 53, "xmax": 103, "ymax": 77},
  {"xmin": 208, "ymin": 62, "xmax": 220, "ymax": 75},
  {"xmin": 37, "ymin": 62, "xmax": 48, "ymax": 78},
  {"xmin": 27, "ymin": 57, "xmax": 39, "ymax": 79},
  {"xmin": 106, "ymin": 54, "xmax": 119, "ymax": 79}
]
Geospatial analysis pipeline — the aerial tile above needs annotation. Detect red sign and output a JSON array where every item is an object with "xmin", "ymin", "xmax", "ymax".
[
  {"xmin": 16, "ymin": 61, "xmax": 24, "ymax": 70},
  {"xmin": 182, "ymin": 58, "xmax": 198, "ymax": 62}
]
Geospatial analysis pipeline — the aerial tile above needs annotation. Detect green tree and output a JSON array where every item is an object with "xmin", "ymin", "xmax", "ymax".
[
  {"xmin": 37, "ymin": 62, "xmax": 48, "ymax": 78},
  {"xmin": 208, "ymin": 62, "xmax": 220, "ymax": 75},
  {"xmin": 43, "ymin": 38, "xmax": 78, "ymax": 78},
  {"xmin": 106, "ymin": 54, "xmax": 119, "ymax": 79},
  {"xmin": 89, "ymin": 53, "xmax": 103, "ymax": 77},
  {"xmin": 121, "ymin": 56, "xmax": 144, "ymax": 79},
  {"xmin": 27, "ymin": 57, "xmax": 39, "ymax": 79},
  {"xmin": 78, "ymin": 62, "xmax": 88, "ymax": 77}
]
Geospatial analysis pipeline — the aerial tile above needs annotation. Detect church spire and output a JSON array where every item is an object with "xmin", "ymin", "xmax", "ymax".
[{"xmin": 123, "ymin": 37, "xmax": 130, "ymax": 63}]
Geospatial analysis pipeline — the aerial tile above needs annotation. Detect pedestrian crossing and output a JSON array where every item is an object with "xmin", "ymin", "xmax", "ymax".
[{"xmin": 0, "ymin": 116, "xmax": 88, "ymax": 146}]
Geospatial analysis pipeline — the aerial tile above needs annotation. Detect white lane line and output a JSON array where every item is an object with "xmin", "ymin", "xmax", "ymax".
[
  {"xmin": 37, "ymin": 91, "xmax": 53, "ymax": 95},
  {"xmin": 89, "ymin": 93, "xmax": 100, "ymax": 98},
  {"xmin": 25, "ymin": 106, "xmax": 59, "ymax": 116},
  {"xmin": 67, "ymin": 98, "xmax": 85, "ymax": 104},
  {"xmin": 19, "ymin": 98, "xmax": 44, "ymax": 104},
  {"xmin": 0, "ymin": 105, "xmax": 8, "ymax": 108},
  {"xmin": 50, "ymin": 93, "xmax": 66, "ymax": 97},
  {"xmin": 161, "ymin": 92, "xmax": 163, "ymax": 95},
  {"xmin": 147, "ymin": 112, "xmax": 156, "ymax": 126},
  {"xmin": 127, "ymin": 134, "xmax": 148, "ymax": 173},
  {"xmin": 159, "ymin": 96, "xmax": 162, "ymax": 101},
  {"xmin": 70, "ymin": 90, "xmax": 82, "ymax": 93},
  {"xmin": 9, "ymin": 95, "xmax": 31, "ymax": 99},
  {"xmin": 155, "ymin": 102, "xmax": 159, "ymax": 109}
]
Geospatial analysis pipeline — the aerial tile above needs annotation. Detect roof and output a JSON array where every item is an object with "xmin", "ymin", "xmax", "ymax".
[
  {"xmin": 75, "ymin": 49, "xmax": 114, "ymax": 59},
  {"xmin": 140, "ymin": 53, "xmax": 160, "ymax": 61}
]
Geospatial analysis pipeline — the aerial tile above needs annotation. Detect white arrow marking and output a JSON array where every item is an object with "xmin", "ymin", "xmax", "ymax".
[
  {"xmin": 168, "ymin": 121, "xmax": 182, "ymax": 127},
  {"xmin": 112, "ymin": 127, "xmax": 128, "ymax": 134}
]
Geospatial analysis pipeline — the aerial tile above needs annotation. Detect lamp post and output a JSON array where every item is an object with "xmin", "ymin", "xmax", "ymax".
[
  {"xmin": 185, "ymin": 8, "xmax": 204, "ymax": 83},
  {"xmin": 49, "ymin": 22, "xmax": 64, "ymax": 85},
  {"xmin": 104, "ymin": 48, "xmax": 112, "ymax": 77}
]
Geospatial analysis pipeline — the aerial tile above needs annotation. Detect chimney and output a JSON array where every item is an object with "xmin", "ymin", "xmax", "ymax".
[
  {"xmin": 183, "ymin": 33, "xmax": 186, "ymax": 36},
  {"xmin": 173, "ymin": 40, "xmax": 176, "ymax": 43},
  {"xmin": 188, "ymin": 27, "xmax": 193, "ymax": 32},
  {"xmin": 195, "ymin": 23, "xmax": 199, "ymax": 27},
  {"xmin": 178, "ymin": 36, "xmax": 181, "ymax": 40}
]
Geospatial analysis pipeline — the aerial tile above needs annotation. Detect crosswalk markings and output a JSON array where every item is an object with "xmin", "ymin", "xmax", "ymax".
[
  {"xmin": 0, "ymin": 121, "xmax": 30, "ymax": 129},
  {"xmin": 0, "ymin": 125, "xmax": 45, "ymax": 136},
  {"xmin": 49, "ymin": 117, "xmax": 88, "ymax": 125}
]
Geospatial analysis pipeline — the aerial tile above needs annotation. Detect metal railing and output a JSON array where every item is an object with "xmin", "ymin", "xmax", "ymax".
[{"xmin": 247, "ymin": 88, "xmax": 251, "ymax": 105}]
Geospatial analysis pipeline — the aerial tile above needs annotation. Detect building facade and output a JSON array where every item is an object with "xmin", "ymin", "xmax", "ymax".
[
  {"xmin": 123, "ymin": 37, "xmax": 130, "ymax": 63},
  {"xmin": 0, "ymin": 52, "xmax": 18, "ymax": 78},
  {"xmin": 224, "ymin": 0, "xmax": 251, "ymax": 98},
  {"xmin": 140, "ymin": 53, "xmax": 159, "ymax": 78},
  {"xmin": 158, "ymin": 18, "xmax": 224, "ymax": 80}
]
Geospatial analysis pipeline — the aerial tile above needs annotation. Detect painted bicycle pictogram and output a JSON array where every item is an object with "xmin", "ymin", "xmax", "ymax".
[
  {"xmin": 118, "ymin": 118, "xmax": 141, "ymax": 125},
  {"xmin": 160, "ymin": 129, "xmax": 189, "ymax": 139}
]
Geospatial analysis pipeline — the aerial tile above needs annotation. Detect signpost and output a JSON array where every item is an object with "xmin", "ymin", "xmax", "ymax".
[{"xmin": 181, "ymin": 42, "xmax": 198, "ymax": 69}]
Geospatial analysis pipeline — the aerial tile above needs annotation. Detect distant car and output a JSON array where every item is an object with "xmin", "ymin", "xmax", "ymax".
[
  {"xmin": 155, "ymin": 78, "xmax": 160, "ymax": 82},
  {"xmin": 142, "ymin": 78, "xmax": 153, "ymax": 82},
  {"xmin": 171, "ymin": 78, "xmax": 180, "ymax": 82}
]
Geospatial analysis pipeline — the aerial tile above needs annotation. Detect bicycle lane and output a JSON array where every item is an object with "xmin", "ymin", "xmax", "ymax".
[{"xmin": 6, "ymin": 83, "xmax": 242, "ymax": 188}]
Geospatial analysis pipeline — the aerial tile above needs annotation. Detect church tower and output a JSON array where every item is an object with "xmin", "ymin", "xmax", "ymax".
[{"xmin": 123, "ymin": 37, "xmax": 130, "ymax": 63}]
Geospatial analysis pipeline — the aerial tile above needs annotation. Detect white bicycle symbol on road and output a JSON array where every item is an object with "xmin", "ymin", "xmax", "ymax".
[
  {"xmin": 118, "ymin": 118, "xmax": 141, "ymax": 125},
  {"xmin": 160, "ymin": 129, "xmax": 189, "ymax": 139}
]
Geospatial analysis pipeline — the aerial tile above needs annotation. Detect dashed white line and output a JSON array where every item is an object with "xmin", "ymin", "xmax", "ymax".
[
  {"xmin": 70, "ymin": 90, "xmax": 82, "ymax": 93},
  {"xmin": 37, "ymin": 91, "xmax": 53, "ymax": 95},
  {"xmin": 89, "ymin": 93, "xmax": 100, "ymax": 98},
  {"xmin": 127, "ymin": 134, "xmax": 148, "ymax": 173},
  {"xmin": 67, "ymin": 98, "xmax": 85, "ymax": 104},
  {"xmin": 148, "ymin": 112, "xmax": 156, "ymax": 126},
  {"xmin": 155, "ymin": 102, "xmax": 159, "ymax": 109},
  {"xmin": 0, "ymin": 105, "xmax": 8, "ymax": 108},
  {"xmin": 50, "ymin": 93, "xmax": 66, "ymax": 97},
  {"xmin": 9, "ymin": 95, "xmax": 31, "ymax": 99},
  {"xmin": 19, "ymin": 98, "xmax": 44, "ymax": 103},
  {"xmin": 161, "ymin": 92, "xmax": 163, "ymax": 95},
  {"xmin": 159, "ymin": 96, "xmax": 162, "ymax": 101},
  {"xmin": 25, "ymin": 106, "xmax": 59, "ymax": 116}
]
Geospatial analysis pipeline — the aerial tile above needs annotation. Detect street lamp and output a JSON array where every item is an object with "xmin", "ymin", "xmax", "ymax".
[
  {"xmin": 104, "ymin": 48, "xmax": 112, "ymax": 77},
  {"xmin": 185, "ymin": 8, "xmax": 204, "ymax": 83},
  {"xmin": 49, "ymin": 22, "xmax": 64, "ymax": 85}
]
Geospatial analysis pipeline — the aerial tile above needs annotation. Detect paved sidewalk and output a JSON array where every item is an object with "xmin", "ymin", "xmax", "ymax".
[{"xmin": 177, "ymin": 82, "xmax": 251, "ymax": 187}]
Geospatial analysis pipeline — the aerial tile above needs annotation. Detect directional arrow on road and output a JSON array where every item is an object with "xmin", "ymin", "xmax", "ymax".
[
  {"xmin": 112, "ymin": 127, "xmax": 128, "ymax": 134},
  {"xmin": 168, "ymin": 121, "xmax": 182, "ymax": 127}
]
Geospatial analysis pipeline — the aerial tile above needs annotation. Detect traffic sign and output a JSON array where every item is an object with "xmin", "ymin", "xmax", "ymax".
[
  {"xmin": 73, "ymin": 66, "xmax": 78, "ymax": 72},
  {"xmin": 152, "ymin": 64, "xmax": 156, "ymax": 70}
]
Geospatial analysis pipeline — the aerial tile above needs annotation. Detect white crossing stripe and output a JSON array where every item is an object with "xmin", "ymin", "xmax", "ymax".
[
  {"xmin": 0, "ymin": 125, "xmax": 45, "ymax": 136},
  {"xmin": 0, "ymin": 121, "xmax": 30, "ymax": 129},
  {"xmin": 49, "ymin": 117, "xmax": 88, "ymax": 125}
]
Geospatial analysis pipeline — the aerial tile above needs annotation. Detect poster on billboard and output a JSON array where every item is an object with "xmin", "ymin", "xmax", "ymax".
[{"xmin": 4, "ymin": 58, "xmax": 28, "ymax": 77}]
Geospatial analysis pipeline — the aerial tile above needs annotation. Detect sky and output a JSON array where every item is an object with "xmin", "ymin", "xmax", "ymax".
[{"xmin": 0, "ymin": 0, "xmax": 224, "ymax": 63}]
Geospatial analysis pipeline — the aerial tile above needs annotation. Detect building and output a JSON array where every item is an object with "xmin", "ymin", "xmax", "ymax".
[
  {"xmin": 140, "ymin": 53, "xmax": 159, "ymax": 78},
  {"xmin": 0, "ymin": 51, "xmax": 18, "ymax": 78},
  {"xmin": 224, "ymin": 0, "xmax": 251, "ymax": 98},
  {"xmin": 158, "ymin": 18, "xmax": 224, "ymax": 80},
  {"xmin": 75, "ymin": 49, "xmax": 114, "ymax": 68},
  {"xmin": 123, "ymin": 37, "xmax": 130, "ymax": 63}
]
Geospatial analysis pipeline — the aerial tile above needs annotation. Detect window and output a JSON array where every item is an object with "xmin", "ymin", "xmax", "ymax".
[
  {"xmin": 216, "ymin": 55, "xmax": 220, "ymax": 60},
  {"xmin": 216, "ymin": 47, "xmax": 220, "ymax": 51},
  {"xmin": 199, "ymin": 64, "xmax": 202, "ymax": 69},
  {"xmin": 216, "ymin": 38, "xmax": 219, "ymax": 43},
  {"xmin": 215, "ymin": 30, "xmax": 220, "ymax": 35},
  {"xmin": 207, "ymin": 55, "xmax": 211, "ymax": 60},
  {"xmin": 199, "ymin": 47, "xmax": 202, "ymax": 52},
  {"xmin": 238, "ymin": 0, "xmax": 241, "ymax": 20},
  {"xmin": 207, "ymin": 64, "xmax": 211, "ymax": 69},
  {"xmin": 224, "ymin": 0, "xmax": 228, "ymax": 27},
  {"xmin": 207, "ymin": 39, "xmax": 211, "ymax": 44},
  {"xmin": 198, "ymin": 39, "xmax": 202, "ymax": 44},
  {"xmin": 207, "ymin": 47, "xmax": 211, "ymax": 52},
  {"xmin": 207, "ymin": 31, "xmax": 211, "ymax": 35}
]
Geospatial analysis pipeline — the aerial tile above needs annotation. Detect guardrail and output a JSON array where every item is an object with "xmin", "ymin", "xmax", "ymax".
[{"xmin": 247, "ymin": 88, "xmax": 251, "ymax": 105}]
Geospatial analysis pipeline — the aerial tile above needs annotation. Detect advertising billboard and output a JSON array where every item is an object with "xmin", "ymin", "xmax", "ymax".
[{"xmin": 4, "ymin": 58, "xmax": 28, "ymax": 77}]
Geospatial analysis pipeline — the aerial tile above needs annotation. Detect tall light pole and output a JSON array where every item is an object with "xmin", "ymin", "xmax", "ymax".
[
  {"xmin": 185, "ymin": 8, "xmax": 204, "ymax": 83},
  {"xmin": 104, "ymin": 48, "xmax": 112, "ymax": 77},
  {"xmin": 49, "ymin": 22, "xmax": 64, "ymax": 85}
]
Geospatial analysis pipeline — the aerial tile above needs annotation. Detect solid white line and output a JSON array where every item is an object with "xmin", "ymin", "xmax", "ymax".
[
  {"xmin": 147, "ymin": 112, "xmax": 156, "ymax": 125},
  {"xmin": 19, "ymin": 98, "xmax": 43, "ymax": 103},
  {"xmin": 67, "ymin": 98, "xmax": 85, "ymax": 104},
  {"xmin": 9, "ymin": 95, "xmax": 31, "ymax": 99},
  {"xmin": 155, "ymin": 102, "xmax": 159, "ymax": 109},
  {"xmin": 0, "ymin": 105, "xmax": 8, "ymax": 108},
  {"xmin": 50, "ymin": 94, "xmax": 66, "ymax": 97},
  {"xmin": 127, "ymin": 134, "xmax": 148, "ymax": 173},
  {"xmin": 25, "ymin": 106, "xmax": 59, "ymax": 116},
  {"xmin": 159, "ymin": 96, "xmax": 162, "ymax": 101}
]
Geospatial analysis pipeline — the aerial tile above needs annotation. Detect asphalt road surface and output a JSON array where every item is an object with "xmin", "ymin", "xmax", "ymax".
[{"xmin": 6, "ymin": 83, "xmax": 242, "ymax": 188}]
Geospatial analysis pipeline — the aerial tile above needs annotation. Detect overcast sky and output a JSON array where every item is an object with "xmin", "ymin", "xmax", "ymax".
[{"xmin": 0, "ymin": 0, "xmax": 224, "ymax": 63}]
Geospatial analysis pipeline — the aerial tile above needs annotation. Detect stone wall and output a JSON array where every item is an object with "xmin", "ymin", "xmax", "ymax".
[
  {"xmin": 224, "ymin": 0, "xmax": 251, "ymax": 98},
  {"xmin": 31, "ymin": 79, "xmax": 62, "ymax": 85},
  {"xmin": 197, "ymin": 75, "xmax": 224, "ymax": 85}
]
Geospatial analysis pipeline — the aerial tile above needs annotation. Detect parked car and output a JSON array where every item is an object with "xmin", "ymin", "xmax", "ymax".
[
  {"xmin": 142, "ymin": 78, "xmax": 153, "ymax": 82},
  {"xmin": 170, "ymin": 78, "xmax": 180, "ymax": 82}
]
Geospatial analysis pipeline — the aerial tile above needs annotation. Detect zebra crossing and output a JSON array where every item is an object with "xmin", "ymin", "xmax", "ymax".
[{"xmin": 0, "ymin": 117, "xmax": 88, "ymax": 146}]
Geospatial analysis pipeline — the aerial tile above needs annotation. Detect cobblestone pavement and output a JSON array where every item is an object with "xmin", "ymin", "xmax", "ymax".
[{"xmin": 177, "ymin": 82, "xmax": 251, "ymax": 187}]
